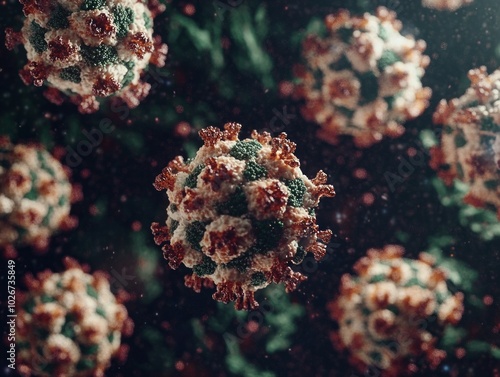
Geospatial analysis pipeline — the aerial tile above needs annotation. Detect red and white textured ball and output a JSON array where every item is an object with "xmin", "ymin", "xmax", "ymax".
[
  {"xmin": 431, "ymin": 66, "xmax": 500, "ymax": 220},
  {"xmin": 152, "ymin": 123, "xmax": 335, "ymax": 310},
  {"xmin": 292, "ymin": 7, "xmax": 431, "ymax": 148},
  {"xmin": 5, "ymin": 0, "xmax": 168, "ymax": 113},
  {"xmin": 0, "ymin": 137, "xmax": 78, "ymax": 253},
  {"xmin": 328, "ymin": 245, "xmax": 464, "ymax": 377},
  {"xmin": 16, "ymin": 258, "xmax": 133, "ymax": 377}
]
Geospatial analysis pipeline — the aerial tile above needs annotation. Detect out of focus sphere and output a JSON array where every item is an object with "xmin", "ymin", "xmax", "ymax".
[
  {"xmin": 293, "ymin": 7, "xmax": 431, "ymax": 148},
  {"xmin": 17, "ymin": 258, "xmax": 131, "ymax": 377},
  {"xmin": 422, "ymin": 0, "xmax": 473, "ymax": 11},
  {"xmin": 0, "ymin": 138, "xmax": 76, "ymax": 252},
  {"xmin": 432, "ymin": 67, "xmax": 500, "ymax": 220},
  {"xmin": 329, "ymin": 245, "xmax": 464, "ymax": 376}
]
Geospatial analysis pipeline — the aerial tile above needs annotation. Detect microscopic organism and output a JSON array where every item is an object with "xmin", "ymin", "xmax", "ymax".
[
  {"xmin": 328, "ymin": 245, "xmax": 464, "ymax": 377},
  {"xmin": 0, "ymin": 137, "xmax": 78, "ymax": 253},
  {"xmin": 422, "ymin": 0, "xmax": 473, "ymax": 11},
  {"xmin": 17, "ymin": 257, "xmax": 133, "ymax": 377},
  {"xmin": 152, "ymin": 123, "xmax": 335, "ymax": 310},
  {"xmin": 431, "ymin": 66, "xmax": 500, "ymax": 220},
  {"xmin": 292, "ymin": 7, "xmax": 431, "ymax": 148},
  {"xmin": 5, "ymin": 0, "xmax": 168, "ymax": 113}
]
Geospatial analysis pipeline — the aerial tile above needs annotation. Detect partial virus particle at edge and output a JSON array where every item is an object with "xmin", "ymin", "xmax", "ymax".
[
  {"xmin": 422, "ymin": 0, "xmax": 473, "ymax": 11},
  {"xmin": 328, "ymin": 245, "xmax": 464, "ymax": 377},
  {"xmin": 151, "ymin": 123, "xmax": 336, "ymax": 310},
  {"xmin": 0, "ymin": 137, "xmax": 80, "ymax": 255},
  {"xmin": 292, "ymin": 7, "xmax": 431, "ymax": 148},
  {"xmin": 17, "ymin": 257, "xmax": 133, "ymax": 377},
  {"xmin": 5, "ymin": 0, "xmax": 168, "ymax": 114},
  {"xmin": 431, "ymin": 66, "xmax": 500, "ymax": 220}
]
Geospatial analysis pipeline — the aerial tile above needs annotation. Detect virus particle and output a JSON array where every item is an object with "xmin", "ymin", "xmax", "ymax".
[
  {"xmin": 431, "ymin": 66, "xmax": 500, "ymax": 220},
  {"xmin": 5, "ymin": 0, "xmax": 168, "ymax": 114},
  {"xmin": 0, "ymin": 137, "xmax": 78, "ymax": 253},
  {"xmin": 292, "ymin": 7, "xmax": 431, "ymax": 148},
  {"xmin": 152, "ymin": 123, "xmax": 335, "ymax": 310},
  {"xmin": 328, "ymin": 245, "xmax": 464, "ymax": 377},
  {"xmin": 17, "ymin": 257, "xmax": 132, "ymax": 377},
  {"xmin": 421, "ymin": 0, "xmax": 473, "ymax": 11}
]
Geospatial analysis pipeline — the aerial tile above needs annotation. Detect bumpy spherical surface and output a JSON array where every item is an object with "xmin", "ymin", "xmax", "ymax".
[
  {"xmin": 328, "ymin": 245, "xmax": 464, "ymax": 377},
  {"xmin": 0, "ymin": 137, "xmax": 76, "ymax": 251},
  {"xmin": 422, "ymin": 0, "xmax": 473, "ymax": 11},
  {"xmin": 5, "ymin": 0, "xmax": 168, "ymax": 113},
  {"xmin": 293, "ymin": 7, "xmax": 431, "ymax": 148},
  {"xmin": 152, "ymin": 123, "xmax": 335, "ymax": 310},
  {"xmin": 431, "ymin": 67, "xmax": 500, "ymax": 220},
  {"xmin": 17, "ymin": 258, "xmax": 131, "ymax": 377}
]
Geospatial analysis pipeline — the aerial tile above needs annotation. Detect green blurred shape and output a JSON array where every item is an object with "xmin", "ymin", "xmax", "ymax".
[{"xmin": 224, "ymin": 333, "xmax": 276, "ymax": 377}]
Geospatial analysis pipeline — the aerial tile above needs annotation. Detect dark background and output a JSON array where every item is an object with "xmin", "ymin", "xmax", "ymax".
[{"xmin": 0, "ymin": 0, "xmax": 499, "ymax": 376}]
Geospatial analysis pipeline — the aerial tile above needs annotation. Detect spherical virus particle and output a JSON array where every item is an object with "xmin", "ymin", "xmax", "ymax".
[
  {"xmin": 422, "ymin": 0, "xmax": 473, "ymax": 11},
  {"xmin": 5, "ymin": 0, "xmax": 168, "ymax": 114},
  {"xmin": 328, "ymin": 245, "xmax": 464, "ymax": 377},
  {"xmin": 17, "ymin": 258, "xmax": 132, "ymax": 377},
  {"xmin": 0, "ymin": 137, "xmax": 77, "ymax": 252},
  {"xmin": 152, "ymin": 123, "xmax": 335, "ymax": 310},
  {"xmin": 431, "ymin": 66, "xmax": 500, "ymax": 220},
  {"xmin": 293, "ymin": 7, "xmax": 431, "ymax": 148}
]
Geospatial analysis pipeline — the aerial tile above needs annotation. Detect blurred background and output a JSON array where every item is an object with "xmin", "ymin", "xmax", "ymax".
[{"xmin": 1, "ymin": 0, "xmax": 499, "ymax": 376}]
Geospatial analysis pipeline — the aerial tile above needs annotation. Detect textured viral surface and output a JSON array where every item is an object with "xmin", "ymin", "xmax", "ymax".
[
  {"xmin": 293, "ymin": 7, "xmax": 431, "ymax": 148},
  {"xmin": 422, "ymin": 0, "xmax": 473, "ymax": 11},
  {"xmin": 0, "ymin": 137, "xmax": 76, "ymax": 252},
  {"xmin": 5, "ymin": 0, "xmax": 168, "ymax": 113},
  {"xmin": 431, "ymin": 67, "xmax": 500, "ymax": 219},
  {"xmin": 152, "ymin": 123, "xmax": 335, "ymax": 310},
  {"xmin": 328, "ymin": 245, "xmax": 464, "ymax": 377},
  {"xmin": 17, "ymin": 258, "xmax": 131, "ymax": 377}
]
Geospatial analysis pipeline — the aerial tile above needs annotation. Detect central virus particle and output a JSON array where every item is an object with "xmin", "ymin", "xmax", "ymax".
[
  {"xmin": 292, "ymin": 7, "xmax": 431, "ymax": 148},
  {"xmin": 152, "ymin": 123, "xmax": 335, "ymax": 310},
  {"xmin": 0, "ymin": 137, "xmax": 78, "ymax": 253},
  {"xmin": 17, "ymin": 258, "xmax": 133, "ymax": 377},
  {"xmin": 5, "ymin": 0, "xmax": 168, "ymax": 113},
  {"xmin": 422, "ymin": 0, "xmax": 473, "ymax": 11},
  {"xmin": 328, "ymin": 245, "xmax": 464, "ymax": 377},
  {"xmin": 431, "ymin": 66, "xmax": 500, "ymax": 220}
]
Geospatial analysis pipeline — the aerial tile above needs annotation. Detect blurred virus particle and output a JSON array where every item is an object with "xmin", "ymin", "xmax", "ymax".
[
  {"xmin": 328, "ymin": 245, "xmax": 464, "ymax": 377},
  {"xmin": 152, "ymin": 123, "xmax": 335, "ymax": 310},
  {"xmin": 431, "ymin": 66, "xmax": 500, "ymax": 220},
  {"xmin": 292, "ymin": 7, "xmax": 431, "ymax": 148},
  {"xmin": 422, "ymin": 0, "xmax": 473, "ymax": 11},
  {"xmin": 0, "ymin": 137, "xmax": 78, "ymax": 253},
  {"xmin": 17, "ymin": 257, "xmax": 132, "ymax": 377},
  {"xmin": 5, "ymin": 0, "xmax": 168, "ymax": 114}
]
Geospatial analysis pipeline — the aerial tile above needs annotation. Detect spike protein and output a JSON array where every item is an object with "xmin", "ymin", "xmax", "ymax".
[
  {"xmin": 0, "ymin": 137, "xmax": 79, "ymax": 254},
  {"xmin": 292, "ymin": 7, "xmax": 431, "ymax": 148},
  {"xmin": 16, "ymin": 257, "xmax": 133, "ymax": 377},
  {"xmin": 152, "ymin": 123, "xmax": 335, "ymax": 310},
  {"xmin": 5, "ymin": 0, "xmax": 168, "ymax": 114},
  {"xmin": 328, "ymin": 245, "xmax": 464, "ymax": 377},
  {"xmin": 431, "ymin": 66, "xmax": 500, "ymax": 220}
]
